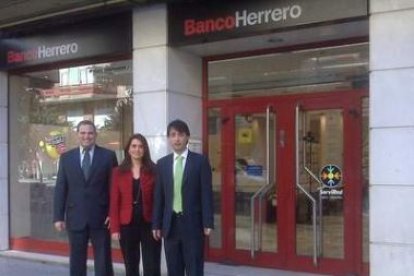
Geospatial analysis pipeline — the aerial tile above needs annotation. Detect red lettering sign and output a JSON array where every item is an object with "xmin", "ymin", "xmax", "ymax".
[{"xmin": 184, "ymin": 16, "xmax": 236, "ymax": 36}]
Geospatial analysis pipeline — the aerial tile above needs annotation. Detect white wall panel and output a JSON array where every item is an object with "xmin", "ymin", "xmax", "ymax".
[
  {"xmin": 133, "ymin": 4, "xmax": 167, "ymax": 49},
  {"xmin": 371, "ymin": 0, "xmax": 414, "ymax": 13},
  {"xmin": 133, "ymin": 47, "xmax": 167, "ymax": 93},
  {"xmin": 371, "ymin": 69, "xmax": 414, "ymax": 128},
  {"xmin": 168, "ymin": 48, "xmax": 202, "ymax": 98},
  {"xmin": 370, "ymin": 9, "xmax": 414, "ymax": 70},
  {"xmin": 168, "ymin": 92, "xmax": 202, "ymax": 141},
  {"xmin": 370, "ymin": 128, "xmax": 414, "ymax": 185},
  {"xmin": 371, "ymin": 243, "xmax": 414, "ymax": 276},
  {"xmin": 133, "ymin": 91, "xmax": 167, "ymax": 136},
  {"xmin": 370, "ymin": 186, "xmax": 414, "ymax": 244}
]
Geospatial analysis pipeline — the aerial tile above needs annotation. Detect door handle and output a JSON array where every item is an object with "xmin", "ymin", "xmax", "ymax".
[
  {"xmin": 295, "ymin": 104, "xmax": 320, "ymax": 267},
  {"xmin": 251, "ymin": 105, "xmax": 274, "ymax": 258},
  {"xmin": 279, "ymin": 129, "xmax": 285, "ymax": 148}
]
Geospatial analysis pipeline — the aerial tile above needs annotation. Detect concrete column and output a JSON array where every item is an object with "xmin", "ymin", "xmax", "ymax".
[
  {"xmin": 370, "ymin": 1, "xmax": 414, "ymax": 275},
  {"xmin": 132, "ymin": 4, "xmax": 202, "ymax": 161},
  {"xmin": 0, "ymin": 72, "xmax": 9, "ymax": 250}
]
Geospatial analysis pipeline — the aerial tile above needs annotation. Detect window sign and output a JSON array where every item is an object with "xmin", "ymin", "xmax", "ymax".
[
  {"xmin": 0, "ymin": 14, "xmax": 131, "ymax": 69},
  {"xmin": 168, "ymin": 0, "xmax": 367, "ymax": 46}
]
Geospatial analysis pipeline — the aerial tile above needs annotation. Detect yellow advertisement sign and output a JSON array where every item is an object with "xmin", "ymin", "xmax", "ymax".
[{"xmin": 238, "ymin": 128, "xmax": 253, "ymax": 144}]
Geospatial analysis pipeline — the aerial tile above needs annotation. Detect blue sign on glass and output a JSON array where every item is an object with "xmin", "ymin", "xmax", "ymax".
[
  {"xmin": 246, "ymin": 165, "xmax": 263, "ymax": 176},
  {"xmin": 320, "ymin": 164, "xmax": 342, "ymax": 188}
]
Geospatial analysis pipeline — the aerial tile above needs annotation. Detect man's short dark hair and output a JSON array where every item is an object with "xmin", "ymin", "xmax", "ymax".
[
  {"xmin": 76, "ymin": 120, "xmax": 97, "ymax": 133},
  {"xmin": 167, "ymin": 119, "xmax": 190, "ymax": 136}
]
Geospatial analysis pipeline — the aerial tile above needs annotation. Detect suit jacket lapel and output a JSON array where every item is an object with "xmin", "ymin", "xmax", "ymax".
[
  {"xmin": 72, "ymin": 148, "xmax": 85, "ymax": 182},
  {"xmin": 88, "ymin": 145, "xmax": 101, "ymax": 181},
  {"xmin": 166, "ymin": 154, "xmax": 174, "ymax": 200},
  {"xmin": 183, "ymin": 151, "xmax": 191, "ymax": 187}
]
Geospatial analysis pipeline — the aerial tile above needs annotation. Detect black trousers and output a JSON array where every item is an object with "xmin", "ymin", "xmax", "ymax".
[
  {"xmin": 68, "ymin": 225, "xmax": 113, "ymax": 276},
  {"xmin": 120, "ymin": 206, "xmax": 161, "ymax": 276},
  {"xmin": 164, "ymin": 213, "xmax": 205, "ymax": 276}
]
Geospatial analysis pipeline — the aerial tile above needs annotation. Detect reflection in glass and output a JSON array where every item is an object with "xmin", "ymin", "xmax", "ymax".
[
  {"xmin": 208, "ymin": 43, "xmax": 368, "ymax": 99},
  {"xmin": 296, "ymin": 109, "xmax": 344, "ymax": 259},
  {"xmin": 9, "ymin": 60, "xmax": 133, "ymax": 244},
  {"xmin": 208, "ymin": 108, "xmax": 222, "ymax": 249},
  {"xmin": 235, "ymin": 112, "xmax": 277, "ymax": 253}
]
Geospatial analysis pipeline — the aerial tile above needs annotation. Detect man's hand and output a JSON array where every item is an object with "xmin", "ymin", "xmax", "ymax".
[
  {"xmin": 204, "ymin": 228, "xmax": 212, "ymax": 236},
  {"xmin": 54, "ymin": 221, "xmax": 65, "ymax": 232},
  {"xmin": 152, "ymin": 229, "xmax": 161, "ymax": 241},
  {"xmin": 111, "ymin": 232, "xmax": 120, "ymax": 240},
  {"xmin": 105, "ymin": 217, "xmax": 110, "ymax": 229}
]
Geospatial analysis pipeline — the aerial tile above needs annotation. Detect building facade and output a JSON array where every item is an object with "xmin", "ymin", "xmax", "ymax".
[{"xmin": 0, "ymin": 0, "xmax": 413, "ymax": 275}]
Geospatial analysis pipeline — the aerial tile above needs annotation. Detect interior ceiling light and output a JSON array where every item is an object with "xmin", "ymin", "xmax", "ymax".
[
  {"xmin": 321, "ymin": 62, "xmax": 368, "ymax": 70},
  {"xmin": 208, "ymin": 76, "xmax": 227, "ymax": 81}
]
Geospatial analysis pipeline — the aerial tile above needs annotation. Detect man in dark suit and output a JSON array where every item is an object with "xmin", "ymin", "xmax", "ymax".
[
  {"xmin": 152, "ymin": 119, "xmax": 214, "ymax": 276},
  {"xmin": 53, "ymin": 120, "xmax": 118, "ymax": 276}
]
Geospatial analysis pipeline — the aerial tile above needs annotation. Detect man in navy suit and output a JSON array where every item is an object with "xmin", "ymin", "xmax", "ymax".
[
  {"xmin": 152, "ymin": 119, "xmax": 214, "ymax": 276},
  {"xmin": 53, "ymin": 120, "xmax": 118, "ymax": 276}
]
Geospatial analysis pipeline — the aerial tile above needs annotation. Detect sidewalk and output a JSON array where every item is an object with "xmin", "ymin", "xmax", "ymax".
[{"xmin": 0, "ymin": 250, "xmax": 328, "ymax": 276}]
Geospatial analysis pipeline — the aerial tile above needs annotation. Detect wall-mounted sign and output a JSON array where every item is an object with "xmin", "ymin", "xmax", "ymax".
[
  {"xmin": 168, "ymin": 0, "xmax": 367, "ymax": 46},
  {"xmin": 320, "ymin": 164, "xmax": 342, "ymax": 188},
  {"xmin": 238, "ymin": 128, "xmax": 253, "ymax": 144},
  {"xmin": 0, "ymin": 14, "xmax": 131, "ymax": 70},
  {"xmin": 320, "ymin": 188, "xmax": 343, "ymax": 200},
  {"xmin": 246, "ymin": 165, "xmax": 263, "ymax": 176}
]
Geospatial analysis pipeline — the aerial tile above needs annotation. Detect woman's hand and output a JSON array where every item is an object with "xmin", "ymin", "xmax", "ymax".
[
  {"xmin": 152, "ymin": 230, "xmax": 161, "ymax": 241},
  {"xmin": 54, "ymin": 221, "xmax": 65, "ymax": 232},
  {"xmin": 111, "ymin": 232, "xmax": 120, "ymax": 240},
  {"xmin": 204, "ymin": 228, "xmax": 212, "ymax": 236}
]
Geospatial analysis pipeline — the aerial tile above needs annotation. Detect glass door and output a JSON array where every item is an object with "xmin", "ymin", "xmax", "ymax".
[
  {"xmin": 291, "ymin": 93, "xmax": 365, "ymax": 275},
  {"xmin": 206, "ymin": 91, "xmax": 366, "ymax": 275},
  {"xmin": 207, "ymin": 103, "xmax": 280, "ymax": 266},
  {"xmin": 233, "ymin": 108, "xmax": 277, "ymax": 257},
  {"xmin": 295, "ymin": 106, "xmax": 345, "ymax": 263}
]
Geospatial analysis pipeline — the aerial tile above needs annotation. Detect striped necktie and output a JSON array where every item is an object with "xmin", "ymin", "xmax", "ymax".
[{"xmin": 82, "ymin": 148, "xmax": 91, "ymax": 180}]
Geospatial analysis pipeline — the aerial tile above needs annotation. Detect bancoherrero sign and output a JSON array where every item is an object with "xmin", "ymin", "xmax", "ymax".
[
  {"xmin": 168, "ymin": 0, "xmax": 367, "ymax": 46},
  {"xmin": 0, "ymin": 14, "xmax": 131, "ymax": 70},
  {"xmin": 7, "ymin": 42, "xmax": 79, "ymax": 64}
]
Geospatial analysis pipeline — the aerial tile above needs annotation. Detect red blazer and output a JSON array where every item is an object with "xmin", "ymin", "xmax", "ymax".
[{"xmin": 109, "ymin": 166, "xmax": 156, "ymax": 234}]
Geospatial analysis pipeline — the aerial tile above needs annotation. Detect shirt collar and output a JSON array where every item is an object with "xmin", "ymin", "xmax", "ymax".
[
  {"xmin": 80, "ymin": 145, "xmax": 95, "ymax": 155},
  {"xmin": 174, "ymin": 148, "xmax": 188, "ymax": 160}
]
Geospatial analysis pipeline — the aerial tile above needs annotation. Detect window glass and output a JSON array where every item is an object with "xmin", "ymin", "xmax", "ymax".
[
  {"xmin": 296, "ymin": 109, "xmax": 344, "ymax": 259},
  {"xmin": 208, "ymin": 43, "xmax": 368, "ymax": 99},
  {"xmin": 9, "ymin": 60, "xmax": 133, "ymax": 244},
  {"xmin": 79, "ymin": 67, "xmax": 88, "ymax": 84},
  {"xmin": 60, "ymin": 69, "xmax": 69, "ymax": 86},
  {"xmin": 68, "ymin": 67, "xmax": 80, "ymax": 85}
]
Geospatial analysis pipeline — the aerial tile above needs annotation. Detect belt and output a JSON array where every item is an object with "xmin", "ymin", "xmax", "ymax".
[{"xmin": 173, "ymin": 211, "xmax": 183, "ymax": 217}]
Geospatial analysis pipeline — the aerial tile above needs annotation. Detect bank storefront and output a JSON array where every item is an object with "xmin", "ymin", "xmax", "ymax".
[
  {"xmin": 168, "ymin": 0, "xmax": 369, "ymax": 275},
  {"xmin": 0, "ymin": 0, "xmax": 375, "ymax": 274},
  {"xmin": 0, "ymin": 12, "xmax": 133, "ymax": 259}
]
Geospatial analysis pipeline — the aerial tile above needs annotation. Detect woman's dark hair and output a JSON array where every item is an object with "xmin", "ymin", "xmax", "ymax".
[{"xmin": 118, "ymin": 133, "xmax": 155, "ymax": 173}]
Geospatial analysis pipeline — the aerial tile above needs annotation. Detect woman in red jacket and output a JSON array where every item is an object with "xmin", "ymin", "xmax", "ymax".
[{"xmin": 110, "ymin": 133, "xmax": 161, "ymax": 276}]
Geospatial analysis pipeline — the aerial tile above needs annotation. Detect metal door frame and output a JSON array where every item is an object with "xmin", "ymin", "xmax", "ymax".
[{"xmin": 205, "ymin": 89, "xmax": 368, "ymax": 275}]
